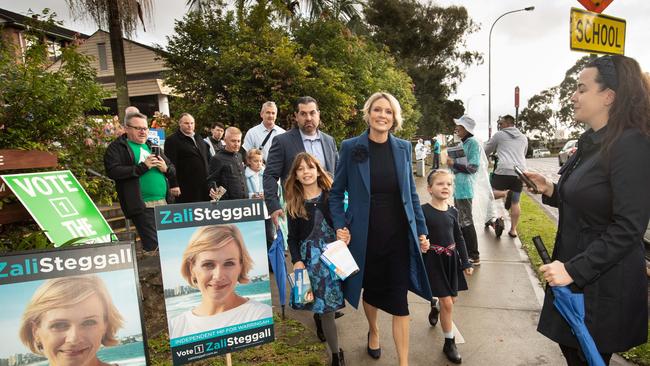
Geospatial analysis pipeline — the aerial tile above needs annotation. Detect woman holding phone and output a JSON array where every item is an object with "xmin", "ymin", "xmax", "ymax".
[{"xmin": 525, "ymin": 55, "xmax": 650, "ymax": 365}]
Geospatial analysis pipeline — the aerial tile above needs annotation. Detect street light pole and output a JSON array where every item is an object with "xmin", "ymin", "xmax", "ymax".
[
  {"xmin": 465, "ymin": 93, "xmax": 485, "ymax": 115},
  {"xmin": 488, "ymin": 6, "xmax": 535, "ymax": 139}
]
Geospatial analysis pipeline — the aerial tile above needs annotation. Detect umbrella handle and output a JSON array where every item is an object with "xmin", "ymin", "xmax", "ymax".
[{"xmin": 533, "ymin": 236, "xmax": 552, "ymax": 264}]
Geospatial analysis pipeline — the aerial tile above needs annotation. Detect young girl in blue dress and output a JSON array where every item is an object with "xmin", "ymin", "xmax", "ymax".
[
  {"xmin": 284, "ymin": 152, "xmax": 350, "ymax": 366},
  {"xmin": 422, "ymin": 169, "xmax": 473, "ymax": 364}
]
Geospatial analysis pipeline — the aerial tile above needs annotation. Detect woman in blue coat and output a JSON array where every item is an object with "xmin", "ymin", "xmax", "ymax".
[{"xmin": 330, "ymin": 92, "xmax": 431, "ymax": 366}]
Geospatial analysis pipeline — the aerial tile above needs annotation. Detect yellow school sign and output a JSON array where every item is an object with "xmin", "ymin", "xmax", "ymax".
[{"xmin": 570, "ymin": 8, "xmax": 625, "ymax": 55}]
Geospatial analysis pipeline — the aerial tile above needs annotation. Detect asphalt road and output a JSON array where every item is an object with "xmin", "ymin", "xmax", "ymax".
[{"xmin": 524, "ymin": 157, "xmax": 560, "ymax": 223}]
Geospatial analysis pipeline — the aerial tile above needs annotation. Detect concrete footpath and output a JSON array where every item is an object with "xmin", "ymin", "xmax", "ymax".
[{"xmin": 269, "ymin": 173, "xmax": 633, "ymax": 365}]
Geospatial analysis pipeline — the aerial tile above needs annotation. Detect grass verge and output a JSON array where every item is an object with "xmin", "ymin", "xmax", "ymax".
[
  {"xmin": 516, "ymin": 193, "xmax": 558, "ymax": 284},
  {"xmin": 148, "ymin": 313, "xmax": 327, "ymax": 365},
  {"xmin": 519, "ymin": 193, "xmax": 650, "ymax": 365}
]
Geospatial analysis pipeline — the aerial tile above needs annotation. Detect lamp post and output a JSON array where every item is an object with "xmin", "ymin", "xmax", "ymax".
[
  {"xmin": 465, "ymin": 93, "xmax": 485, "ymax": 115},
  {"xmin": 488, "ymin": 6, "xmax": 535, "ymax": 139}
]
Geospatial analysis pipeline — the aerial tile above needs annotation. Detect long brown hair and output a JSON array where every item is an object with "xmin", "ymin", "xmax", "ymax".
[
  {"xmin": 588, "ymin": 55, "xmax": 650, "ymax": 152},
  {"xmin": 284, "ymin": 152, "xmax": 332, "ymax": 219}
]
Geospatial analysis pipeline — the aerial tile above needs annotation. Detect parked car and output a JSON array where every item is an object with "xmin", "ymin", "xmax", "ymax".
[
  {"xmin": 532, "ymin": 148, "xmax": 551, "ymax": 158},
  {"xmin": 558, "ymin": 139, "xmax": 578, "ymax": 166}
]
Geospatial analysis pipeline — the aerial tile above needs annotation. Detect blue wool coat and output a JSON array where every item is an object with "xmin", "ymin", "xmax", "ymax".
[{"xmin": 329, "ymin": 131, "xmax": 432, "ymax": 308}]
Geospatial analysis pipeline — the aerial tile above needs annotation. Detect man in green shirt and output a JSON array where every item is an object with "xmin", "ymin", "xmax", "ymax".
[{"xmin": 104, "ymin": 112, "xmax": 178, "ymax": 251}]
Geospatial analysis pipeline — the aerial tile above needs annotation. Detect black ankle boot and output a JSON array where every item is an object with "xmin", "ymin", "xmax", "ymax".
[
  {"xmin": 443, "ymin": 337, "xmax": 462, "ymax": 364},
  {"xmin": 331, "ymin": 348, "xmax": 345, "ymax": 366},
  {"xmin": 314, "ymin": 313, "xmax": 326, "ymax": 342},
  {"xmin": 428, "ymin": 299, "xmax": 439, "ymax": 327}
]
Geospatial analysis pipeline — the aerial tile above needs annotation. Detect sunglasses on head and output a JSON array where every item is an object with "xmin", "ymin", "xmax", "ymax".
[{"xmin": 592, "ymin": 55, "xmax": 618, "ymax": 91}]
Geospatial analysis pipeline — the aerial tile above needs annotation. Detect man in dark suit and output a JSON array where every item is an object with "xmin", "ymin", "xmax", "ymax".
[
  {"xmin": 262, "ymin": 96, "xmax": 340, "ymax": 340},
  {"xmin": 164, "ymin": 113, "xmax": 211, "ymax": 203},
  {"xmin": 264, "ymin": 96, "xmax": 338, "ymax": 228}
]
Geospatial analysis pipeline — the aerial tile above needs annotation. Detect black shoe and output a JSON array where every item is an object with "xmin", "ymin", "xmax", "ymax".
[
  {"xmin": 314, "ymin": 313, "xmax": 326, "ymax": 342},
  {"xmin": 332, "ymin": 348, "xmax": 346, "ymax": 366},
  {"xmin": 494, "ymin": 217, "xmax": 505, "ymax": 238},
  {"xmin": 505, "ymin": 191, "xmax": 513, "ymax": 210},
  {"xmin": 443, "ymin": 337, "xmax": 462, "ymax": 364},
  {"xmin": 428, "ymin": 299, "xmax": 439, "ymax": 327},
  {"xmin": 334, "ymin": 311, "xmax": 344, "ymax": 319},
  {"xmin": 367, "ymin": 332, "xmax": 381, "ymax": 359}
]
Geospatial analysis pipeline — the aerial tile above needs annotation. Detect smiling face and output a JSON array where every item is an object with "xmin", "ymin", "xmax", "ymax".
[
  {"xmin": 32, "ymin": 294, "xmax": 107, "ymax": 366},
  {"xmin": 571, "ymin": 67, "xmax": 614, "ymax": 128},
  {"xmin": 190, "ymin": 242, "xmax": 243, "ymax": 304},
  {"xmin": 427, "ymin": 173, "xmax": 453, "ymax": 201},
  {"xmin": 454, "ymin": 125, "xmax": 468, "ymax": 139},
  {"xmin": 368, "ymin": 97, "xmax": 394, "ymax": 135},
  {"xmin": 295, "ymin": 159, "xmax": 319, "ymax": 188},
  {"xmin": 125, "ymin": 116, "xmax": 148, "ymax": 144}
]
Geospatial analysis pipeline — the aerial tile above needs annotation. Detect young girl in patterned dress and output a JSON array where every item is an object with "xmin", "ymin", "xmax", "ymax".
[
  {"xmin": 421, "ymin": 169, "xmax": 473, "ymax": 364},
  {"xmin": 284, "ymin": 152, "xmax": 350, "ymax": 366}
]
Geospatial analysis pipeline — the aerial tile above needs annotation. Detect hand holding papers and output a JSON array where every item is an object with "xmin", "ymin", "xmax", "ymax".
[
  {"xmin": 320, "ymin": 240, "xmax": 360, "ymax": 281},
  {"xmin": 446, "ymin": 144, "xmax": 468, "ymax": 167}
]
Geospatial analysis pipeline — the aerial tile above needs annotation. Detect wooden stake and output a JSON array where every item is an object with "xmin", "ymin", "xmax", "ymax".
[{"xmin": 226, "ymin": 353, "xmax": 232, "ymax": 366}]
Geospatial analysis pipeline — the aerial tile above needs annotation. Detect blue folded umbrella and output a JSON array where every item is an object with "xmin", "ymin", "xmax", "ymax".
[
  {"xmin": 268, "ymin": 227, "xmax": 288, "ymax": 318},
  {"xmin": 551, "ymin": 286, "xmax": 605, "ymax": 366},
  {"xmin": 533, "ymin": 236, "xmax": 605, "ymax": 366}
]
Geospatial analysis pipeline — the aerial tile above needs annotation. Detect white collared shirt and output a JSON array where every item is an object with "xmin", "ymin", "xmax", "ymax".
[
  {"xmin": 299, "ymin": 130, "xmax": 326, "ymax": 168},
  {"xmin": 242, "ymin": 122, "xmax": 286, "ymax": 160}
]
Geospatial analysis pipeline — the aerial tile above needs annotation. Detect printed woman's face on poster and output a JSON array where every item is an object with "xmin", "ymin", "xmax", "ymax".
[
  {"xmin": 190, "ymin": 241, "xmax": 243, "ymax": 303},
  {"xmin": 32, "ymin": 294, "xmax": 107, "ymax": 366}
]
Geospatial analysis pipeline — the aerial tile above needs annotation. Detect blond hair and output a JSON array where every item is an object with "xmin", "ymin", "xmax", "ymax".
[
  {"xmin": 180, "ymin": 225, "xmax": 254, "ymax": 286},
  {"xmin": 246, "ymin": 148, "xmax": 263, "ymax": 163},
  {"xmin": 19, "ymin": 275, "xmax": 124, "ymax": 354},
  {"xmin": 427, "ymin": 169, "xmax": 454, "ymax": 187},
  {"xmin": 362, "ymin": 92, "xmax": 403, "ymax": 131}
]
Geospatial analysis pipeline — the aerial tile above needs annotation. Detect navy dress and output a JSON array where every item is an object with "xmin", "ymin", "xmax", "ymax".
[
  {"xmin": 421, "ymin": 204, "xmax": 471, "ymax": 297},
  {"xmin": 287, "ymin": 193, "xmax": 345, "ymax": 314},
  {"xmin": 363, "ymin": 140, "xmax": 412, "ymax": 316}
]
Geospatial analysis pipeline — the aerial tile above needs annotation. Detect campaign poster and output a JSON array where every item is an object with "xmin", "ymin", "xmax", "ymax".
[
  {"xmin": 1, "ymin": 170, "xmax": 114, "ymax": 246},
  {"xmin": 155, "ymin": 199, "xmax": 274, "ymax": 365},
  {"xmin": 0, "ymin": 242, "xmax": 148, "ymax": 366},
  {"xmin": 148, "ymin": 128, "xmax": 165, "ymax": 147}
]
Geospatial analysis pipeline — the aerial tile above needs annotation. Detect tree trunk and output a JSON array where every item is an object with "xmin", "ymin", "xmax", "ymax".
[{"xmin": 107, "ymin": 0, "xmax": 130, "ymax": 123}]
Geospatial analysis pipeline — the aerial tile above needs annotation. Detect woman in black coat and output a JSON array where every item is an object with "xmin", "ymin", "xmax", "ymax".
[{"xmin": 526, "ymin": 55, "xmax": 650, "ymax": 365}]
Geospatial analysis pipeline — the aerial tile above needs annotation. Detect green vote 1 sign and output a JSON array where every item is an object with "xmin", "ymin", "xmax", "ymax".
[{"xmin": 2, "ymin": 170, "xmax": 114, "ymax": 246}]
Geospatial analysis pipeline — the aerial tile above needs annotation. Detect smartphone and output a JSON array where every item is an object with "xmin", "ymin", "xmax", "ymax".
[
  {"xmin": 151, "ymin": 145, "xmax": 161, "ymax": 157},
  {"xmin": 513, "ymin": 165, "xmax": 538, "ymax": 192}
]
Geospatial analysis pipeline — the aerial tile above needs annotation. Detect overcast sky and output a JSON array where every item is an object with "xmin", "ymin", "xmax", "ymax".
[{"xmin": 4, "ymin": 0, "xmax": 648, "ymax": 140}]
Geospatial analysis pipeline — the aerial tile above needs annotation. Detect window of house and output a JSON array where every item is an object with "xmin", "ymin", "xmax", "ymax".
[
  {"xmin": 97, "ymin": 42, "xmax": 108, "ymax": 70},
  {"xmin": 47, "ymin": 40, "xmax": 61, "ymax": 61}
]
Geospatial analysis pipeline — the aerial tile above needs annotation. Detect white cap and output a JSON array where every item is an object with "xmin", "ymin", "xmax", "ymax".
[{"xmin": 453, "ymin": 115, "xmax": 476, "ymax": 135}]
